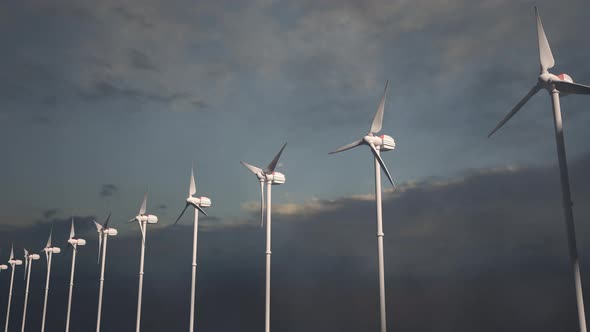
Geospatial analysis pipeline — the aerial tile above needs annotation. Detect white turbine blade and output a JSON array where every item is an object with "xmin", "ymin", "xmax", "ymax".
[
  {"xmin": 103, "ymin": 212, "xmax": 112, "ymax": 229},
  {"xmin": 370, "ymin": 80, "xmax": 389, "ymax": 134},
  {"xmin": 46, "ymin": 226, "xmax": 53, "ymax": 248},
  {"xmin": 554, "ymin": 81, "xmax": 590, "ymax": 95},
  {"xmin": 10, "ymin": 243, "xmax": 14, "ymax": 260},
  {"xmin": 265, "ymin": 143, "xmax": 287, "ymax": 173},
  {"xmin": 195, "ymin": 205, "xmax": 208, "ymax": 217},
  {"xmin": 259, "ymin": 181, "xmax": 265, "ymax": 228},
  {"xmin": 94, "ymin": 220, "xmax": 103, "ymax": 232},
  {"xmin": 240, "ymin": 161, "xmax": 262, "ymax": 175},
  {"xmin": 97, "ymin": 234, "xmax": 102, "ymax": 264},
  {"xmin": 139, "ymin": 192, "xmax": 148, "ymax": 215},
  {"xmin": 190, "ymin": 164, "xmax": 196, "ymax": 196},
  {"xmin": 174, "ymin": 203, "xmax": 190, "ymax": 225},
  {"xmin": 329, "ymin": 139, "xmax": 363, "ymax": 154},
  {"xmin": 535, "ymin": 7, "xmax": 555, "ymax": 72},
  {"xmin": 488, "ymin": 84, "xmax": 541, "ymax": 137},
  {"xmin": 137, "ymin": 221, "xmax": 146, "ymax": 246},
  {"xmin": 45, "ymin": 250, "xmax": 49, "ymax": 261},
  {"xmin": 24, "ymin": 250, "xmax": 28, "ymax": 279},
  {"xmin": 369, "ymin": 144, "xmax": 396, "ymax": 188},
  {"xmin": 69, "ymin": 218, "xmax": 75, "ymax": 240}
]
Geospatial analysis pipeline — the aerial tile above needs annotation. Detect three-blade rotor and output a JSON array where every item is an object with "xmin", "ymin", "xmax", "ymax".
[
  {"xmin": 329, "ymin": 81, "xmax": 396, "ymax": 187},
  {"xmin": 94, "ymin": 212, "xmax": 111, "ymax": 263},
  {"xmin": 489, "ymin": 7, "xmax": 590, "ymax": 137},
  {"xmin": 240, "ymin": 143, "xmax": 287, "ymax": 228},
  {"xmin": 175, "ymin": 165, "xmax": 208, "ymax": 225}
]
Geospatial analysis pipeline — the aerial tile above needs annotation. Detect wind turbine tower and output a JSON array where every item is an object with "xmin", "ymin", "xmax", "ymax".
[
  {"xmin": 41, "ymin": 227, "xmax": 61, "ymax": 332},
  {"xmin": 330, "ymin": 81, "xmax": 396, "ymax": 332},
  {"xmin": 129, "ymin": 192, "xmax": 158, "ymax": 332},
  {"xmin": 240, "ymin": 143, "xmax": 287, "ymax": 332},
  {"xmin": 488, "ymin": 7, "xmax": 590, "ymax": 332},
  {"xmin": 174, "ymin": 165, "xmax": 211, "ymax": 332},
  {"xmin": 65, "ymin": 219, "xmax": 87, "ymax": 332}
]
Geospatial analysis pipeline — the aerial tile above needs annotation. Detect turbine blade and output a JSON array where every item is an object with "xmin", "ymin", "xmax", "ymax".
[
  {"xmin": 535, "ymin": 7, "xmax": 555, "ymax": 72},
  {"xmin": 103, "ymin": 212, "xmax": 112, "ymax": 229},
  {"xmin": 139, "ymin": 192, "xmax": 148, "ymax": 215},
  {"xmin": 195, "ymin": 205, "xmax": 208, "ymax": 217},
  {"xmin": 190, "ymin": 164, "xmax": 196, "ymax": 196},
  {"xmin": 554, "ymin": 81, "xmax": 590, "ymax": 95},
  {"xmin": 24, "ymin": 250, "xmax": 28, "ymax": 279},
  {"xmin": 369, "ymin": 144, "xmax": 396, "ymax": 188},
  {"xmin": 93, "ymin": 220, "xmax": 103, "ymax": 231},
  {"xmin": 260, "ymin": 181, "xmax": 265, "ymax": 228},
  {"xmin": 488, "ymin": 84, "xmax": 540, "ymax": 137},
  {"xmin": 128, "ymin": 218, "xmax": 137, "ymax": 223},
  {"xmin": 240, "ymin": 161, "xmax": 262, "ymax": 175},
  {"xmin": 46, "ymin": 226, "xmax": 53, "ymax": 248},
  {"xmin": 45, "ymin": 250, "xmax": 49, "ymax": 261},
  {"xmin": 370, "ymin": 80, "xmax": 389, "ymax": 133},
  {"xmin": 97, "ymin": 234, "xmax": 102, "ymax": 264},
  {"xmin": 329, "ymin": 139, "xmax": 363, "ymax": 154},
  {"xmin": 174, "ymin": 203, "xmax": 190, "ymax": 225},
  {"xmin": 10, "ymin": 244, "xmax": 14, "ymax": 260},
  {"xmin": 69, "ymin": 218, "xmax": 75, "ymax": 240},
  {"xmin": 265, "ymin": 143, "xmax": 287, "ymax": 173},
  {"xmin": 137, "ymin": 221, "xmax": 146, "ymax": 246}
]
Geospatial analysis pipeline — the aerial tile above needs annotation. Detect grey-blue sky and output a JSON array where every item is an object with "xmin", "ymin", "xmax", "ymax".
[{"xmin": 1, "ymin": 0, "xmax": 589, "ymax": 232}]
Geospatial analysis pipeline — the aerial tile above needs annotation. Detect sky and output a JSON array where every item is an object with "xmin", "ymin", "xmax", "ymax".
[{"xmin": 1, "ymin": 0, "xmax": 590, "ymax": 331}]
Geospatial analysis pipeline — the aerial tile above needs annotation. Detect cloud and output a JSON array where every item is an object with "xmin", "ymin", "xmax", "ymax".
[
  {"xmin": 42, "ymin": 208, "xmax": 61, "ymax": 219},
  {"xmin": 129, "ymin": 49, "xmax": 158, "ymax": 71},
  {"xmin": 100, "ymin": 184, "xmax": 119, "ymax": 198}
]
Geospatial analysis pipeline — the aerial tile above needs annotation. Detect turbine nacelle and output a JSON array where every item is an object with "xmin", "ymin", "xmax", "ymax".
[
  {"xmin": 43, "ymin": 247, "xmax": 61, "ymax": 254},
  {"xmin": 134, "ymin": 214, "xmax": 159, "ymax": 224},
  {"xmin": 28, "ymin": 254, "xmax": 40, "ymax": 260},
  {"xmin": 265, "ymin": 172, "xmax": 286, "ymax": 185},
  {"xmin": 104, "ymin": 228, "xmax": 118, "ymax": 236},
  {"xmin": 364, "ymin": 134, "xmax": 396, "ymax": 151},
  {"xmin": 68, "ymin": 238, "xmax": 86, "ymax": 246},
  {"xmin": 9, "ymin": 259, "xmax": 23, "ymax": 266},
  {"xmin": 0, "ymin": 264, "xmax": 7, "ymax": 270},
  {"xmin": 187, "ymin": 196, "xmax": 212, "ymax": 208}
]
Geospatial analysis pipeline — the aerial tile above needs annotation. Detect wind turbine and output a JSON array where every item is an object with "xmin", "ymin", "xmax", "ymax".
[
  {"xmin": 174, "ymin": 164, "xmax": 211, "ymax": 332},
  {"xmin": 240, "ymin": 143, "xmax": 287, "ymax": 332},
  {"xmin": 128, "ymin": 192, "xmax": 158, "ymax": 332},
  {"xmin": 329, "ymin": 81, "xmax": 396, "ymax": 332},
  {"xmin": 2, "ymin": 245, "xmax": 19, "ymax": 332},
  {"xmin": 41, "ymin": 226, "xmax": 61, "ymax": 332},
  {"xmin": 94, "ymin": 213, "xmax": 118, "ymax": 332},
  {"xmin": 488, "ymin": 7, "xmax": 590, "ymax": 332},
  {"xmin": 65, "ymin": 219, "xmax": 86, "ymax": 332},
  {"xmin": 21, "ymin": 249, "xmax": 40, "ymax": 332}
]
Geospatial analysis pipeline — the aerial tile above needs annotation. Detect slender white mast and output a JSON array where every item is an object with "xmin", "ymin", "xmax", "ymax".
[
  {"xmin": 96, "ymin": 232, "xmax": 108, "ymax": 332},
  {"xmin": 21, "ymin": 257, "xmax": 32, "ymax": 332},
  {"xmin": 374, "ymin": 149, "xmax": 387, "ymax": 332},
  {"xmin": 41, "ymin": 251, "xmax": 53, "ymax": 332},
  {"xmin": 265, "ymin": 181, "xmax": 272, "ymax": 332},
  {"xmin": 189, "ymin": 209, "xmax": 199, "ymax": 332},
  {"xmin": 136, "ymin": 221, "xmax": 147, "ymax": 332},
  {"xmin": 550, "ymin": 89, "xmax": 587, "ymax": 332},
  {"xmin": 66, "ymin": 246, "xmax": 77, "ymax": 332},
  {"xmin": 4, "ymin": 265, "xmax": 16, "ymax": 332}
]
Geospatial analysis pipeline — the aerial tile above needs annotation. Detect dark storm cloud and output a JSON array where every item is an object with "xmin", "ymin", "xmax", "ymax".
[
  {"xmin": 2, "ymin": 156, "xmax": 589, "ymax": 331},
  {"xmin": 42, "ymin": 208, "xmax": 61, "ymax": 219},
  {"xmin": 100, "ymin": 184, "xmax": 119, "ymax": 198},
  {"xmin": 111, "ymin": 6, "xmax": 154, "ymax": 28},
  {"xmin": 129, "ymin": 49, "xmax": 158, "ymax": 71}
]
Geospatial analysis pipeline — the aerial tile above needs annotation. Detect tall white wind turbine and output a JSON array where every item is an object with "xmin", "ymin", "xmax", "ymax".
[
  {"xmin": 329, "ymin": 81, "xmax": 396, "ymax": 332},
  {"xmin": 174, "ymin": 165, "xmax": 211, "ymax": 332},
  {"xmin": 4, "ymin": 245, "xmax": 22, "ymax": 332},
  {"xmin": 94, "ymin": 213, "xmax": 118, "ymax": 332},
  {"xmin": 128, "ymin": 192, "xmax": 158, "ymax": 332},
  {"xmin": 41, "ymin": 227, "xmax": 61, "ymax": 332},
  {"xmin": 240, "ymin": 143, "xmax": 287, "ymax": 332},
  {"xmin": 21, "ymin": 249, "xmax": 40, "ymax": 332},
  {"xmin": 65, "ymin": 219, "xmax": 86, "ymax": 332},
  {"xmin": 488, "ymin": 7, "xmax": 590, "ymax": 332}
]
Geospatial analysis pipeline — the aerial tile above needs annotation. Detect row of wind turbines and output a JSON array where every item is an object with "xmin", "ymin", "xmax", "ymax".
[{"xmin": 2, "ymin": 7, "xmax": 590, "ymax": 332}]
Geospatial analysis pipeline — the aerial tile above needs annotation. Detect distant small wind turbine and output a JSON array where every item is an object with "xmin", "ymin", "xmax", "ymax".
[
  {"xmin": 94, "ymin": 213, "xmax": 118, "ymax": 332},
  {"xmin": 21, "ymin": 249, "xmax": 40, "ymax": 332},
  {"xmin": 2, "ymin": 245, "xmax": 20, "ymax": 332},
  {"xmin": 488, "ymin": 8, "xmax": 590, "ymax": 332},
  {"xmin": 174, "ymin": 164, "xmax": 211, "ymax": 332},
  {"xmin": 65, "ymin": 219, "xmax": 86, "ymax": 332},
  {"xmin": 240, "ymin": 143, "xmax": 287, "ymax": 332},
  {"xmin": 41, "ymin": 226, "xmax": 61, "ymax": 332},
  {"xmin": 128, "ymin": 192, "xmax": 158, "ymax": 332},
  {"xmin": 330, "ymin": 81, "xmax": 396, "ymax": 332}
]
